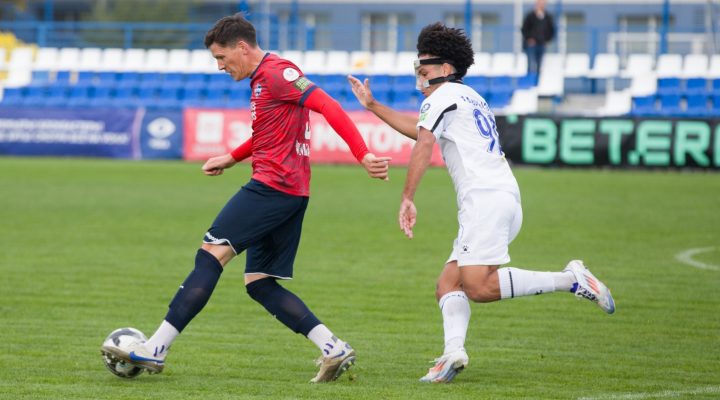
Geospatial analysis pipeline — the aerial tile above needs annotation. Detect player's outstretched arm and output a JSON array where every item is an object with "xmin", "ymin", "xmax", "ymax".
[
  {"xmin": 347, "ymin": 75, "xmax": 419, "ymax": 140},
  {"xmin": 399, "ymin": 128, "xmax": 435, "ymax": 238},
  {"xmin": 304, "ymin": 87, "xmax": 391, "ymax": 180}
]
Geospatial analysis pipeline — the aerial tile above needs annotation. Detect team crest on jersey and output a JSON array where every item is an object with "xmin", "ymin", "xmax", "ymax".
[
  {"xmin": 253, "ymin": 84, "xmax": 263, "ymax": 97},
  {"xmin": 283, "ymin": 67, "xmax": 300, "ymax": 82},
  {"xmin": 293, "ymin": 77, "xmax": 311, "ymax": 92},
  {"xmin": 419, "ymin": 102, "xmax": 430, "ymax": 122}
]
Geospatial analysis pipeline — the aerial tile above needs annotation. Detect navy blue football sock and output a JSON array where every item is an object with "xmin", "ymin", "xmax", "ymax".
[
  {"xmin": 246, "ymin": 278, "xmax": 321, "ymax": 336},
  {"xmin": 165, "ymin": 249, "xmax": 224, "ymax": 332}
]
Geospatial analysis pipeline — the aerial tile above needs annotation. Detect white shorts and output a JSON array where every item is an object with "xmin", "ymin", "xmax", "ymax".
[{"xmin": 447, "ymin": 189, "xmax": 522, "ymax": 267}]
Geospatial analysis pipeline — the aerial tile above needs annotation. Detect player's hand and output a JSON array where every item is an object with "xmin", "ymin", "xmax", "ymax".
[
  {"xmin": 202, "ymin": 154, "xmax": 237, "ymax": 176},
  {"xmin": 399, "ymin": 197, "xmax": 417, "ymax": 239},
  {"xmin": 361, "ymin": 153, "xmax": 391, "ymax": 180},
  {"xmin": 347, "ymin": 75, "xmax": 376, "ymax": 109}
]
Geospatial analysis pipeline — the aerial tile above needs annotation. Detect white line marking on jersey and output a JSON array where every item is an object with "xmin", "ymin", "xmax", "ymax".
[{"xmin": 675, "ymin": 247, "xmax": 720, "ymax": 271}]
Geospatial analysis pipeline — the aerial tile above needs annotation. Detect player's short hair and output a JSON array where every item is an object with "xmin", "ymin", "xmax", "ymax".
[
  {"xmin": 204, "ymin": 13, "xmax": 258, "ymax": 48},
  {"xmin": 416, "ymin": 22, "xmax": 474, "ymax": 78}
]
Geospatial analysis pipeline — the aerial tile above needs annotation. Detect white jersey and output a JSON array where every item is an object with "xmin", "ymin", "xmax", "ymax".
[{"xmin": 417, "ymin": 82, "xmax": 520, "ymax": 203}]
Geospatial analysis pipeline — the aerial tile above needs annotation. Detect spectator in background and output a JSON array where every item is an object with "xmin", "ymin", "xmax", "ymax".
[{"xmin": 521, "ymin": 0, "xmax": 555, "ymax": 78}]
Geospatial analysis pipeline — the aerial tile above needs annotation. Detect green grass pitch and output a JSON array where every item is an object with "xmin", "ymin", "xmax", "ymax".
[{"xmin": 1, "ymin": 157, "xmax": 718, "ymax": 400}]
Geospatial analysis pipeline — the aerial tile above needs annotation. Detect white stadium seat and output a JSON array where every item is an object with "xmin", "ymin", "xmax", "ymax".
[
  {"xmin": 327, "ymin": 51, "xmax": 352, "ymax": 74},
  {"xmin": 708, "ymin": 55, "xmax": 720, "ymax": 78},
  {"xmin": 166, "ymin": 49, "xmax": 191, "ymax": 72},
  {"xmin": 595, "ymin": 89, "xmax": 632, "ymax": 116},
  {"xmin": 189, "ymin": 49, "xmax": 216, "ymax": 73},
  {"xmin": 56, "ymin": 47, "xmax": 81, "ymax": 71},
  {"xmin": 393, "ymin": 51, "xmax": 417, "ymax": 76},
  {"xmin": 144, "ymin": 48, "xmax": 168, "ymax": 72},
  {"xmin": 587, "ymin": 53, "xmax": 619, "ymax": 79},
  {"xmin": 629, "ymin": 73, "xmax": 657, "ymax": 97},
  {"xmin": 302, "ymin": 50, "xmax": 328, "ymax": 74},
  {"xmin": 78, "ymin": 47, "xmax": 103, "ymax": 71},
  {"xmin": 8, "ymin": 46, "xmax": 34, "ymax": 69},
  {"xmin": 489, "ymin": 52, "xmax": 515, "ymax": 77},
  {"xmin": 33, "ymin": 47, "xmax": 59, "ymax": 71},
  {"xmin": 537, "ymin": 53, "xmax": 565, "ymax": 97},
  {"xmin": 655, "ymin": 53, "xmax": 683, "ymax": 78},
  {"xmin": 100, "ymin": 48, "xmax": 124, "ymax": 72},
  {"xmin": 682, "ymin": 54, "xmax": 708, "ymax": 79},
  {"xmin": 513, "ymin": 53, "xmax": 528, "ymax": 77},
  {"xmin": 503, "ymin": 88, "xmax": 538, "ymax": 115},
  {"xmin": 123, "ymin": 48, "xmax": 146, "ymax": 72},
  {"xmin": 620, "ymin": 54, "xmax": 654, "ymax": 79},
  {"xmin": 369, "ymin": 51, "xmax": 396, "ymax": 75},
  {"xmin": 281, "ymin": 50, "xmax": 303, "ymax": 67},
  {"xmin": 349, "ymin": 51, "xmax": 372, "ymax": 74},
  {"xmin": 564, "ymin": 53, "xmax": 591, "ymax": 78},
  {"xmin": 467, "ymin": 52, "xmax": 491, "ymax": 76}
]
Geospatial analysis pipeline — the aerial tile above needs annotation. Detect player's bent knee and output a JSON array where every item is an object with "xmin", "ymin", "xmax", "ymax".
[{"xmin": 463, "ymin": 283, "xmax": 500, "ymax": 303}]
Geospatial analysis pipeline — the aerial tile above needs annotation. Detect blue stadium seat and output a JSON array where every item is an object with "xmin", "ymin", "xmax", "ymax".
[
  {"xmin": 228, "ymin": 87, "xmax": 250, "ymax": 107},
  {"xmin": 390, "ymin": 91, "xmax": 421, "ymax": 111},
  {"xmin": 486, "ymin": 91, "xmax": 512, "ymax": 109},
  {"xmin": 111, "ymin": 87, "xmax": 139, "ymax": 108},
  {"xmin": 184, "ymin": 73, "xmax": 207, "ymax": 89},
  {"xmin": 490, "ymin": 76, "xmax": 514, "ymax": 93},
  {"xmin": 712, "ymin": 95, "xmax": 720, "ymax": 114},
  {"xmin": 31, "ymin": 71, "xmax": 51, "ymax": 86},
  {"xmin": 89, "ymin": 86, "xmax": 114, "ymax": 106},
  {"xmin": 1, "ymin": 87, "xmax": 24, "ymax": 106},
  {"xmin": 631, "ymin": 95, "xmax": 657, "ymax": 116},
  {"xmin": 139, "ymin": 72, "xmax": 163, "ymax": 89},
  {"xmin": 393, "ymin": 75, "xmax": 416, "ymax": 91},
  {"xmin": 155, "ymin": 87, "xmax": 182, "ymax": 108},
  {"xmin": 656, "ymin": 78, "xmax": 681, "ymax": 96},
  {"xmin": 181, "ymin": 87, "xmax": 203, "ymax": 107},
  {"xmin": 658, "ymin": 94, "xmax": 682, "ymax": 116},
  {"xmin": 137, "ymin": 86, "xmax": 158, "ymax": 106},
  {"xmin": 44, "ymin": 86, "xmax": 68, "ymax": 107},
  {"xmin": 22, "ymin": 86, "xmax": 47, "ymax": 106},
  {"xmin": 712, "ymin": 79, "xmax": 720, "ymax": 96},
  {"xmin": 464, "ymin": 76, "xmax": 489, "ymax": 93},
  {"xmin": 207, "ymin": 73, "xmax": 234, "ymax": 90},
  {"xmin": 161, "ymin": 73, "xmax": 184, "ymax": 89},
  {"xmin": 96, "ymin": 72, "xmax": 118, "ymax": 87},
  {"xmin": 202, "ymin": 87, "xmax": 228, "ymax": 108},
  {"xmin": 684, "ymin": 94, "xmax": 709, "ymax": 117},
  {"xmin": 67, "ymin": 86, "xmax": 92, "ymax": 107},
  {"xmin": 516, "ymin": 73, "xmax": 537, "ymax": 90},
  {"xmin": 116, "ymin": 72, "xmax": 141, "ymax": 89},
  {"xmin": 685, "ymin": 78, "xmax": 708, "ymax": 96},
  {"xmin": 55, "ymin": 71, "xmax": 72, "ymax": 86}
]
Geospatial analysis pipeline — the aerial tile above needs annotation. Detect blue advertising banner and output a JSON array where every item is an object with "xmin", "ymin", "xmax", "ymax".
[
  {"xmin": 0, "ymin": 107, "xmax": 140, "ymax": 158},
  {"xmin": 138, "ymin": 108, "xmax": 183, "ymax": 159}
]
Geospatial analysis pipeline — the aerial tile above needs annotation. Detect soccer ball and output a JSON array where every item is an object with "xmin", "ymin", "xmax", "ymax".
[{"xmin": 101, "ymin": 327, "xmax": 147, "ymax": 379}]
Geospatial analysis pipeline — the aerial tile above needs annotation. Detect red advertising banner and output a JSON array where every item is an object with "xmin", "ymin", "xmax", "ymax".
[{"xmin": 183, "ymin": 108, "xmax": 444, "ymax": 165}]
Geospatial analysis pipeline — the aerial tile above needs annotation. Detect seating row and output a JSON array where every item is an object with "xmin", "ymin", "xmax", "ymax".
[{"xmin": 631, "ymin": 94, "xmax": 720, "ymax": 117}]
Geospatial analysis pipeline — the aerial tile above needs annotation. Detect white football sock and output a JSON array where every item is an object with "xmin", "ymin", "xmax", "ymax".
[
  {"xmin": 307, "ymin": 324, "xmax": 340, "ymax": 356},
  {"xmin": 439, "ymin": 291, "xmax": 471, "ymax": 355},
  {"xmin": 144, "ymin": 320, "xmax": 179, "ymax": 359},
  {"xmin": 497, "ymin": 267, "xmax": 574, "ymax": 299}
]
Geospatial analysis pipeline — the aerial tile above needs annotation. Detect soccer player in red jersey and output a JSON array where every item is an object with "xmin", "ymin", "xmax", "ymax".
[{"xmin": 101, "ymin": 13, "xmax": 390, "ymax": 383}]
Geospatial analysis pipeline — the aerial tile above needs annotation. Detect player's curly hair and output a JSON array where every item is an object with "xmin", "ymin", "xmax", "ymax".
[
  {"xmin": 204, "ymin": 13, "xmax": 257, "ymax": 48},
  {"xmin": 416, "ymin": 22, "xmax": 474, "ymax": 78}
]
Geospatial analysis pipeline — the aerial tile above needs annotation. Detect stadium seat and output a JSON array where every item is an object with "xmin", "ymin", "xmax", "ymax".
[
  {"xmin": 629, "ymin": 74, "xmax": 657, "ymax": 97},
  {"xmin": 123, "ymin": 48, "xmax": 147, "ymax": 72},
  {"xmin": 78, "ymin": 47, "xmax": 104, "ymax": 72},
  {"xmin": 5, "ymin": 68, "xmax": 33, "ymax": 88},
  {"xmin": 684, "ymin": 94, "xmax": 709, "ymax": 117},
  {"xmin": 202, "ymin": 87, "xmax": 227, "ymax": 108},
  {"xmin": 350, "ymin": 51, "xmax": 372, "ymax": 74},
  {"xmin": 22, "ymin": 86, "xmax": 46, "ymax": 106},
  {"xmin": 184, "ymin": 73, "xmax": 207, "ymax": 89},
  {"xmin": 467, "ymin": 52, "xmax": 492, "ymax": 76},
  {"xmin": 100, "ymin": 48, "xmax": 124, "ymax": 72},
  {"xmin": 596, "ymin": 89, "xmax": 632, "ymax": 116},
  {"xmin": 8, "ymin": 46, "xmax": 34, "ymax": 69},
  {"xmin": 393, "ymin": 51, "xmax": 417, "ymax": 76},
  {"xmin": 189, "ymin": 49, "xmax": 216, "ymax": 73},
  {"xmin": 116, "ymin": 72, "xmax": 140, "ymax": 89},
  {"xmin": 685, "ymin": 78, "xmax": 708, "ymax": 96},
  {"xmin": 166, "ymin": 49, "xmax": 191, "ymax": 72},
  {"xmin": 536, "ymin": 54, "xmax": 565, "ymax": 97},
  {"xmin": 587, "ymin": 53, "xmax": 620, "ymax": 79},
  {"xmin": 161, "ymin": 72, "xmax": 184, "ymax": 89},
  {"xmin": 708, "ymin": 55, "xmax": 720, "ymax": 78},
  {"xmin": 682, "ymin": 54, "xmax": 708, "ymax": 79},
  {"xmin": 503, "ymin": 88, "xmax": 538, "ymax": 115},
  {"xmin": 564, "ymin": 53, "xmax": 591, "ymax": 79},
  {"xmin": 33, "ymin": 47, "xmax": 59, "ymax": 72},
  {"xmin": 96, "ymin": 71, "xmax": 118, "ymax": 87},
  {"xmin": 464, "ymin": 76, "xmax": 489, "ymax": 94},
  {"xmin": 144, "ymin": 49, "xmax": 169, "ymax": 72},
  {"xmin": 303, "ymin": 50, "xmax": 328, "ymax": 74},
  {"xmin": 658, "ymin": 94, "xmax": 682, "ymax": 116},
  {"xmin": 0, "ymin": 87, "xmax": 24, "ymax": 105},
  {"xmin": 514, "ymin": 54, "xmax": 528, "ymax": 77},
  {"xmin": 281, "ymin": 50, "xmax": 304, "ymax": 67},
  {"xmin": 631, "ymin": 95, "xmax": 657, "ymax": 116},
  {"xmin": 207, "ymin": 73, "xmax": 234, "ymax": 90},
  {"xmin": 67, "ymin": 85, "xmax": 92, "ymax": 107},
  {"xmin": 489, "ymin": 53, "xmax": 516, "ymax": 77},
  {"xmin": 369, "ymin": 51, "xmax": 396, "ymax": 75},
  {"xmin": 486, "ymin": 91, "xmax": 512, "ymax": 109},
  {"xmin": 656, "ymin": 78, "xmax": 681, "ymax": 96},
  {"xmin": 655, "ymin": 54, "xmax": 683, "ymax": 78},
  {"xmin": 516, "ymin": 73, "xmax": 538, "ymax": 89},
  {"xmin": 712, "ymin": 95, "xmax": 720, "ymax": 114},
  {"xmin": 620, "ymin": 54, "xmax": 654, "ymax": 79},
  {"xmin": 56, "ymin": 47, "xmax": 81, "ymax": 72}
]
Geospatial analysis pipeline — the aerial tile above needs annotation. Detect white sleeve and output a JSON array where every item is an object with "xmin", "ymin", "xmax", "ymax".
[{"xmin": 416, "ymin": 96, "xmax": 458, "ymax": 140}]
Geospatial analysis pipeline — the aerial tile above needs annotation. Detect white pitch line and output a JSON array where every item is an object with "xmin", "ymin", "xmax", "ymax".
[
  {"xmin": 675, "ymin": 247, "xmax": 720, "ymax": 271},
  {"xmin": 577, "ymin": 385, "xmax": 720, "ymax": 400}
]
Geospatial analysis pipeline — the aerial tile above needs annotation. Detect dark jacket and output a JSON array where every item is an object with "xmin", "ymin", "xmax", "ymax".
[{"xmin": 521, "ymin": 10, "xmax": 555, "ymax": 48}]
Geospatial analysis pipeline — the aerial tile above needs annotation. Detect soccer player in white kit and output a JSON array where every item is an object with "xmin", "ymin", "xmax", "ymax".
[{"xmin": 348, "ymin": 22, "xmax": 615, "ymax": 383}]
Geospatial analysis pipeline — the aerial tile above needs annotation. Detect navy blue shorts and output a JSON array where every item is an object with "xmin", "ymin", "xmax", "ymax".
[{"xmin": 203, "ymin": 179, "xmax": 309, "ymax": 279}]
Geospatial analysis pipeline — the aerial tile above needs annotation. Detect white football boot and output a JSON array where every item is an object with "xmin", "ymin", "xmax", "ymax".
[
  {"xmin": 310, "ymin": 340, "xmax": 356, "ymax": 383},
  {"xmin": 419, "ymin": 349, "xmax": 469, "ymax": 383},
  {"xmin": 564, "ymin": 260, "xmax": 616, "ymax": 314},
  {"xmin": 101, "ymin": 342, "xmax": 166, "ymax": 374}
]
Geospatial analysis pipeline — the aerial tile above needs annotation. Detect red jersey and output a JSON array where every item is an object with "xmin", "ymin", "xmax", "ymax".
[{"xmin": 248, "ymin": 53, "xmax": 315, "ymax": 197}]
